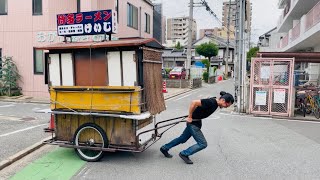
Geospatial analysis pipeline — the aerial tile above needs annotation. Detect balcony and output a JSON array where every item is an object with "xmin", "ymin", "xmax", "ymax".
[
  {"xmin": 277, "ymin": 0, "xmax": 319, "ymax": 33},
  {"xmin": 278, "ymin": 1, "xmax": 320, "ymax": 52}
]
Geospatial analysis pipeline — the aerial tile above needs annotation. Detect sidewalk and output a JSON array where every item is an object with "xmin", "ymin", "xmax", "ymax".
[{"xmin": 0, "ymin": 88, "xmax": 193, "ymax": 104}]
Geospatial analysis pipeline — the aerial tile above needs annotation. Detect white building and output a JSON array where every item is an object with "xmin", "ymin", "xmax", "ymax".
[
  {"xmin": 261, "ymin": 0, "xmax": 320, "ymax": 84},
  {"xmin": 166, "ymin": 17, "xmax": 197, "ymax": 47}
]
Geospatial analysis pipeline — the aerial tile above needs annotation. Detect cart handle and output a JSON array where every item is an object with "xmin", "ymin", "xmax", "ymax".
[{"xmin": 155, "ymin": 115, "xmax": 188, "ymax": 127}]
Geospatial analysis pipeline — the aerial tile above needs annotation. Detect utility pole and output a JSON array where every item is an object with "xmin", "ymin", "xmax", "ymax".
[
  {"xmin": 225, "ymin": 0, "xmax": 232, "ymax": 79},
  {"xmin": 186, "ymin": 0, "xmax": 193, "ymax": 79},
  {"xmin": 234, "ymin": 0, "xmax": 240, "ymax": 112},
  {"xmin": 235, "ymin": 0, "xmax": 247, "ymax": 113}
]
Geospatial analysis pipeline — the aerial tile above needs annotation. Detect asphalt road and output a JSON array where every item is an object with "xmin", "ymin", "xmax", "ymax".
[
  {"xmin": 71, "ymin": 80, "xmax": 320, "ymax": 179},
  {"xmin": 2, "ymin": 80, "xmax": 320, "ymax": 179},
  {"xmin": 0, "ymin": 102, "xmax": 50, "ymax": 162}
]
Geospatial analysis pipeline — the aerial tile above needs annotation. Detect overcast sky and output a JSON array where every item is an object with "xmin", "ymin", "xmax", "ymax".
[{"xmin": 153, "ymin": 0, "xmax": 281, "ymax": 44}]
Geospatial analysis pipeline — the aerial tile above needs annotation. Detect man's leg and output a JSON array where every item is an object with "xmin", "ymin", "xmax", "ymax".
[
  {"xmin": 180, "ymin": 124, "xmax": 207, "ymax": 157},
  {"xmin": 160, "ymin": 124, "xmax": 192, "ymax": 157}
]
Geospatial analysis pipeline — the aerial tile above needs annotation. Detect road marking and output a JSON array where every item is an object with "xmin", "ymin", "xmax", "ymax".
[
  {"xmin": 0, "ymin": 104, "xmax": 15, "ymax": 108},
  {"xmin": 0, "ymin": 115, "xmax": 22, "ymax": 121},
  {"xmin": 173, "ymin": 93, "xmax": 192, "ymax": 101},
  {"xmin": 219, "ymin": 112, "xmax": 320, "ymax": 124},
  {"xmin": 10, "ymin": 148, "xmax": 86, "ymax": 180},
  {"xmin": 171, "ymin": 89, "xmax": 201, "ymax": 101},
  {"xmin": 0, "ymin": 124, "xmax": 47, "ymax": 138},
  {"xmin": 166, "ymin": 89, "xmax": 201, "ymax": 102}
]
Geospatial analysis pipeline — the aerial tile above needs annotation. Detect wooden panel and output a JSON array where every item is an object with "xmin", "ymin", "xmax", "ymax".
[
  {"xmin": 50, "ymin": 86, "xmax": 141, "ymax": 114},
  {"xmin": 107, "ymin": 51, "xmax": 121, "ymax": 86},
  {"xmin": 55, "ymin": 114, "xmax": 137, "ymax": 146},
  {"xmin": 122, "ymin": 51, "xmax": 137, "ymax": 86},
  {"xmin": 61, "ymin": 53, "xmax": 74, "ymax": 86},
  {"xmin": 75, "ymin": 57, "xmax": 107, "ymax": 86},
  {"xmin": 49, "ymin": 54, "xmax": 61, "ymax": 86}
]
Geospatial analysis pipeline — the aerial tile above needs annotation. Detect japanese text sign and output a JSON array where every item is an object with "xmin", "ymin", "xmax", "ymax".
[{"xmin": 57, "ymin": 10, "xmax": 118, "ymax": 36}]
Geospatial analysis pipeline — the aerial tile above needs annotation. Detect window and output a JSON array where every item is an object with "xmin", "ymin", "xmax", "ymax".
[
  {"xmin": 127, "ymin": 3, "xmax": 138, "ymax": 29},
  {"xmin": 145, "ymin": 13, "xmax": 150, "ymax": 34},
  {"xmin": 32, "ymin": 0, "xmax": 42, "ymax": 15},
  {"xmin": 77, "ymin": 0, "xmax": 81, "ymax": 13},
  {"xmin": 0, "ymin": 0, "xmax": 7, "ymax": 15},
  {"xmin": 34, "ymin": 48, "xmax": 44, "ymax": 74}
]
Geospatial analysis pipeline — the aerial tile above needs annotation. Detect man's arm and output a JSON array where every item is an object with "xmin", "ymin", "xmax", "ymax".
[{"xmin": 187, "ymin": 100, "xmax": 202, "ymax": 123}]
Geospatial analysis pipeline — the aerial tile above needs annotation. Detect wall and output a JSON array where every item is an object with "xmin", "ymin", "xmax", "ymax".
[
  {"xmin": 0, "ymin": 0, "xmax": 154, "ymax": 98},
  {"xmin": 164, "ymin": 79, "xmax": 190, "ymax": 88}
]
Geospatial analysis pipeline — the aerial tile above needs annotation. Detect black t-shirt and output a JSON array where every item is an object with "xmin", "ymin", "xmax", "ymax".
[{"xmin": 191, "ymin": 98, "xmax": 218, "ymax": 128}]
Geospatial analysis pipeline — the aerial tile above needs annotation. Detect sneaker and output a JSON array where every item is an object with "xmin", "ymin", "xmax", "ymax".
[
  {"xmin": 160, "ymin": 147, "xmax": 173, "ymax": 158},
  {"xmin": 179, "ymin": 153, "xmax": 193, "ymax": 164}
]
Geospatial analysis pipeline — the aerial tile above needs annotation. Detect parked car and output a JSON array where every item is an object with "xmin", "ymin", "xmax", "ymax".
[{"xmin": 169, "ymin": 67, "xmax": 187, "ymax": 79}]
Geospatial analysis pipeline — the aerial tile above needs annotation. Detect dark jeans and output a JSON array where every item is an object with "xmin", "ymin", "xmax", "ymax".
[{"xmin": 161, "ymin": 123, "xmax": 207, "ymax": 156}]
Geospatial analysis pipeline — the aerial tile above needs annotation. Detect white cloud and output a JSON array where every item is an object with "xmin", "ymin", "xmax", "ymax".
[{"xmin": 154, "ymin": 0, "xmax": 282, "ymax": 44}]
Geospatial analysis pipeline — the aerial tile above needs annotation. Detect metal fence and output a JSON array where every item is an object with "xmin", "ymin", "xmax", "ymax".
[
  {"xmin": 249, "ymin": 58, "xmax": 294, "ymax": 117},
  {"xmin": 190, "ymin": 67, "xmax": 204, "ymax": 79}
]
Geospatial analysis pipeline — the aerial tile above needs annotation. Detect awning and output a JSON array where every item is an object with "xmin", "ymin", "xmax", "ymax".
[
  {"xmin": 36, "ymin": 38, "xmax": 163, "ymax": 50},
  {"xmin": 256, "ymin": 52, "xmax": 320, "ymax": 63}
]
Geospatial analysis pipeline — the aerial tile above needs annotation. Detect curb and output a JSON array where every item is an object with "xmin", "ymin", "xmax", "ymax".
[
  {"xmin": 0, "ymin": 136, "xmax": 51, "ymax": 171},
  {"xmin": 164, "ymin": 89, "xmax": 193, "ymax": 100},
  {"xmin": 0, "ymin": 99, "xmax": 50, "ymax": 104}
]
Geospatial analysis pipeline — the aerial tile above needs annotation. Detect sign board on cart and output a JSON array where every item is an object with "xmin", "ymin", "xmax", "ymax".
[{"xmin": 57, "ymin": 9, "xmax": 118, "ymax": 36}]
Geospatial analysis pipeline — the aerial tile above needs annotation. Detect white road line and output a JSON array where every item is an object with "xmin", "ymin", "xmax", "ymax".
[
  {"xmin": 0, "ymin": 124, "xmax": 47, "ymax": 138},
  {"xmin": 0, "ymin": 104, "xmax": 15, "ymax": 108},
  {"xmin": 173, "ymin": 93, "xmax": 192, "ymax": 101},
  {"xmin": 219, "ymin": 112, "xmax": 320, "ymax": 124},
  {"xmin": 170, "ymin": 89, "xmax": 202, "ymax": 102}
]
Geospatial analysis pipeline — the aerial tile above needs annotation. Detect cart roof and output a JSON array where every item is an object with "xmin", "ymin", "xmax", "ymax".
[{"xmin": 36, "ymin": 38, "xmax": 163, "ymax": 50}]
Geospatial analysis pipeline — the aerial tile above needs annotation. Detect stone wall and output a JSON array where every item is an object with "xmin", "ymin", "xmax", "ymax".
[
  {"xmin": 208, "ymin": 76, "xmax": 216, "ymax": 84},
  {"xmin": 190, "ymin": 78, "xmax": 202, "ymax": 89},
  {"xmin": 164, "ymin": 78, "xmax": 202, "ymax": 89},
  {"xmin": 164, "ymin": 79, "xmax": 190, "ymax": 88}
]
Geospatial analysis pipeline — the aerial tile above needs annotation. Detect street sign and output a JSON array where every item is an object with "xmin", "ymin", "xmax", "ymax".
[{"xmin": 57, "ymin": 10, "xmax": 118, "ymax": 36}]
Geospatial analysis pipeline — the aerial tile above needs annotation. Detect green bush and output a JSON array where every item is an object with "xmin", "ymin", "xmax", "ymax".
[
  {"xmin": 203, "ymin": 72, "xmax": 209, "ymax": 83},
  {"xmin": 0, "ymin": 57, "xmax": 21, "ymax": 96},
  {"xmin": 165, "ymin": 68, "xmax": 172, "ymax": 74}
]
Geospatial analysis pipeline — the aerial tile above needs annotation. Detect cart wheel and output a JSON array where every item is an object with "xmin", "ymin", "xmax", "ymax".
[{"xmin": 73, "ymin": 123, "xmax": 108, "ymax": 162}]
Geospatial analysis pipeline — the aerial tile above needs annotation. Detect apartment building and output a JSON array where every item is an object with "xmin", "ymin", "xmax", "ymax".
[
  {"xmin": 0, "ymin": 0, "xmax": 153, "ymax": 98},
  {"xmin": 199, "ymin": 26, "xmax": 235, "ymax": 40},
  {"xmin": 166, "ymin": 17, "xmax": 197, "ymax": 47},
  {"xmin": 153, "ymin": 3, "xmax": 166, "ymax": 44},
  {"xmin": 223, "ymin": 0, "xmax": 252, "ymax": 34},
  {"xmin": 262, "ymin": 0, "xmax": 320, "ymax": 83}
]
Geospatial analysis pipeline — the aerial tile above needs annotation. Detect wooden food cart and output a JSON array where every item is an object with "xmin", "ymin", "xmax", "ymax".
[{"xmin": 37, "ymin": 38, "xmax": 186, "ymax": 162}]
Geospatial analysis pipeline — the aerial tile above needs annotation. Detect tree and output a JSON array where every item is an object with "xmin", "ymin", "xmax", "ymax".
[
  {"xmin": 175, "ymin": 41, "xmax": 183, "ymax": 50},
  {"xmin": 247, "ymin": 46, "xmax": 259, "ymax": 63},
  {"xmin": 196, "ymin": 42, "xmax": 218, "ymax": 63},
  {"xmin": 201, "ymin": 59, "xmax": 210, "ymax": 71}
]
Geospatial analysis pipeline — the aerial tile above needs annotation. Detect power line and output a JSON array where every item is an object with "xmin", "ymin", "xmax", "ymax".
[{"xmin": 199, "ymin": 0, "xmax": 235, "ymax": 34}]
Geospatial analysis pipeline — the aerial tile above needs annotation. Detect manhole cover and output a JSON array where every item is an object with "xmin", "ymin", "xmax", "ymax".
[{"xmin": 21, "ymin": 117, "xmax": 36, "ymax": 121}]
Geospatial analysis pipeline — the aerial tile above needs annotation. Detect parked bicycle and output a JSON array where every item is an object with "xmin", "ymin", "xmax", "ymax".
[{"xmin": 305, "ymin": 90, "xmax": 320, "ymax": 119}]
